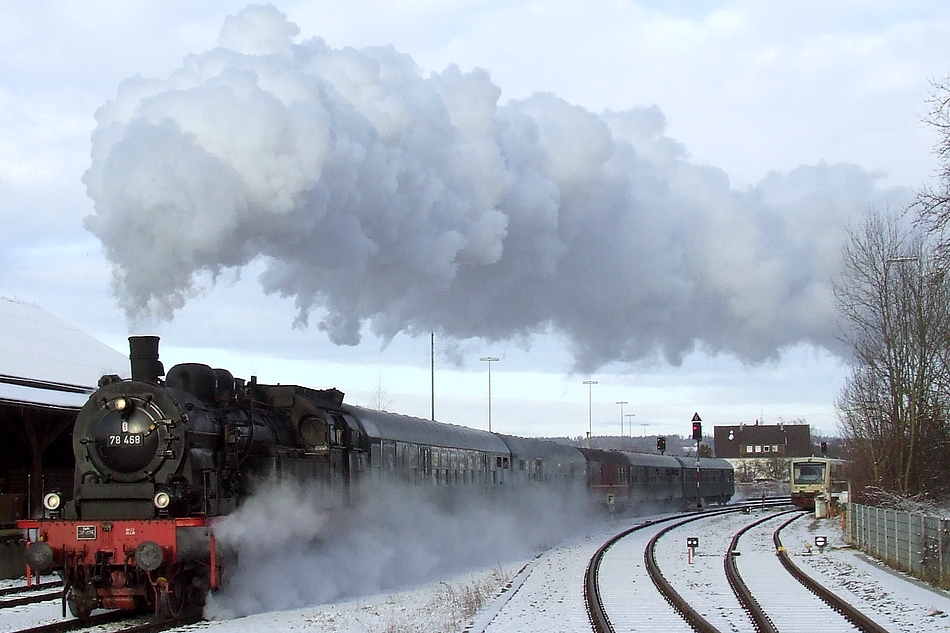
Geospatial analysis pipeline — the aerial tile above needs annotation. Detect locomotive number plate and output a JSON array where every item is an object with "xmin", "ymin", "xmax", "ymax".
[
  {"xmin": 76, "ymin": 525, "xmax": 97, "ymax": 541},
  {"xmin": 108, "ymin": 433, "xmax": 142, "ymax": 446}
]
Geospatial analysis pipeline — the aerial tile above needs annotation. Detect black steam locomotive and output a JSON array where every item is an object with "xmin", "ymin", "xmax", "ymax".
[{"xmin": 20, "ymin": 336, "xmax": 733, "ymax": 618}]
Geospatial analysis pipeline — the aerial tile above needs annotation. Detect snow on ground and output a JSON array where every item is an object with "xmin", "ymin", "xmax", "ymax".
[
  {"xmin": 5, "ymin": 509, "xmax": 950, "ymax": 633},
  {"xmin": 202, "ymin": 510, "xmax": 950, "ymax": 633},
  {"xmin": 783, "ymin": 513, "xmax": 950, "ymax": 632},
  {"xmin": 200, "ymin": 514, "xmax": 656, "ymax": 633}
]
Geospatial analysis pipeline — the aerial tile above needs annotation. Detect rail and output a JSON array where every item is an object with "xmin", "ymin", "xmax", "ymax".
[
  {"xmin": 585, "ymin": 497, "xmax": 791, "ymax": 633},
  {"xmin": 774, "ymin": 513, "xmax": 890, "ymax": 633}
]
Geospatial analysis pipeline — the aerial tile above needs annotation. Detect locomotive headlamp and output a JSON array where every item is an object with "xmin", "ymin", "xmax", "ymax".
[
  {"xmin": 111, "ymin": 397, "xmax": 129, "ymax": 412},
  {"xmin": 42, "ymin": 492, "xmax": 61, "ymax": 511},
  {"xmin": 153, "ymin": 491, "xmax": 171, "ymax": 510}
]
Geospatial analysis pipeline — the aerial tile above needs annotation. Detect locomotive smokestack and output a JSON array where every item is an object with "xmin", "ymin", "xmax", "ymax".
[{"xmin": 129, "ymin": 336, "xmax": 164, "ymax": 383}]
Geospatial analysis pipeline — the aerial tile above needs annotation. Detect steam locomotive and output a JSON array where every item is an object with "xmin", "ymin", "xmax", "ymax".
[{"xmin": 19, "ymin": 336, "xmax": 733, "ymax": 619}]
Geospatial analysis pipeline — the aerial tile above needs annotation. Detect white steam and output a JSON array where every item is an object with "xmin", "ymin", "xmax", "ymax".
[
  {"xmin": 203, "ymin": 478, "xmax": 597, "ymax": 619},
  {"xmin": 83, "ymin": 4, "xmax": 908, "ymax": 368}
]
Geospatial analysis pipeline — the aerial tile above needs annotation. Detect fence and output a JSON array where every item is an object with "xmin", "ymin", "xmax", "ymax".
[{"xmin": 848, "ymin": 503, "xmax": 950, "ymax": 588}]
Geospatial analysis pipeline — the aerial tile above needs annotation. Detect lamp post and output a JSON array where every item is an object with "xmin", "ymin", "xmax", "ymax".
[
  {"xmin": 625, "ymin": 414, "xmax": 636, "ymax": 448},
  {"xmin": 615, "ymin": 401, "xmax": 628, "ymax": 445},
  {"xmin": 584, "ymin": 380, "xmax": 598, "ymax": 448},
  {"xmin": 480, "ymin": 357, "xmax": 499, "ymax": 432}
]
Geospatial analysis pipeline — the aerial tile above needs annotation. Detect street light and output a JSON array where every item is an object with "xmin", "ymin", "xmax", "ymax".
[
  {"xmin": 615, "ymin": 401, "xmax": 628, "ymax": 445},
  {"xmin": 584, "ymin": 380, "xmax": 598, "ymax": 448},
  {"xmin": 625, "ymin": 414, "xmax": 636, "ymax": 447},
  {"xmin": 480, "ymin": 357, "xmax": 499, "ymax": 432},
  {"xmin": 884, "ymin": 255, "xmax": 919, "ymax": 283}
]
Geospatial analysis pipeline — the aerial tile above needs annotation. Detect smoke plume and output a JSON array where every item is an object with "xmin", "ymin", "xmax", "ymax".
[
  {"xmin": 202, "ymin": 478, "xmax": 596, "ymax": 618},
  {"xmin": 83, "ymin": 4, "xmax": 907, "ymax": 368}
]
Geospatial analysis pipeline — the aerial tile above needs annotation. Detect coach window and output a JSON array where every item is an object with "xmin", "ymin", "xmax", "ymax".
[
  {"xmin": 384, "ymin": 442, "xmax": 396, "ymax": 470},
  {"xmin": 330, "ymin": 414, "xmax": 347, "ymax": 445}
]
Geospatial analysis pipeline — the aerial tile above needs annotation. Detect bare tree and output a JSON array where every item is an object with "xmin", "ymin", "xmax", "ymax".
[
  {"xmin": 834, "ymin": 211, "xmax": 950, "ymax": 497},
  {"xmin": 916, "ymin": 79, "xmax": 950, "ymax": 253},
  {"xmin": 370, "ymin": 374, "xmax": 394, "ymax": 412}
]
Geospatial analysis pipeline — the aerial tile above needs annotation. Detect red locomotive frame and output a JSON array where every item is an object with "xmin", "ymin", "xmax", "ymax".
[{"xmin": 18, "ymin": 517, "xmax": 218, "ymax": 615}]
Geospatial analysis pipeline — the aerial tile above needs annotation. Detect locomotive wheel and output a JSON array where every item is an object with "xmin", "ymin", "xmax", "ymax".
[
  {"xmin": 66, "ymin": 588, "xmax": 94, "ymax": 620},
  {"xmin": 158, "ymin": 578, "xmax": 186, "ymax": 619}
]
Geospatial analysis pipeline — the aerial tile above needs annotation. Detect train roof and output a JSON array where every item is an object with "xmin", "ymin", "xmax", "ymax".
[
  {"xmin": 496, "ymin": 434, "xmax": 586, "ymax": 465},
  {"xmin": 619, "ymin": 452, "xmax": 684, "ymax": 468},
  {"xmin": 577, "ymin": 447, "xmax": 630, "ymax": 463},
  {"xmin": 672, "ymin": 456, "xmax": 734, "ymax": 471},
  {"xmin": 790, "ymin": 456, "xmax": 847, "ymax": 465},
  {"xmin": 347, "ymin": 405, "xmax": 510, "ymax": 453}
]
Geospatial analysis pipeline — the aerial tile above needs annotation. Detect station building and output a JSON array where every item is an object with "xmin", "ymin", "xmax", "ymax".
[
  {"xmin": 713, "ymin": 422, "xmax": 813, "ymax": 483},
  {"xmin": 0, "ymin": 297, "xmax": 126, "ymax": 532}
]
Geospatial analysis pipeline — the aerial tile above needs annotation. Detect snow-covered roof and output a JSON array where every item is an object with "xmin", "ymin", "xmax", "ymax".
[{"xmin": 0, "ymin": 297, "xmax": 128, "ymax": 409}]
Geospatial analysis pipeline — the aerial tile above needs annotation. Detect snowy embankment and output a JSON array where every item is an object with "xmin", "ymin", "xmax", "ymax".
[{"xmin": 202, "ymin": 510, "xmax": 950, "ymax": 633}]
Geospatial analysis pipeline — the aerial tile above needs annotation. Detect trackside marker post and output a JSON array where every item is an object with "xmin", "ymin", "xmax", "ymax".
[{"xmin": 687, "ymin": 537, "xmax": 699, "ymax": 564}]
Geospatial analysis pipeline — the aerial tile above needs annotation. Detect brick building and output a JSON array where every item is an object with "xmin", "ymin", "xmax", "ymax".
[{"xmin": 714, "ymin": 422, "xmax": 813, "ymax": 482}]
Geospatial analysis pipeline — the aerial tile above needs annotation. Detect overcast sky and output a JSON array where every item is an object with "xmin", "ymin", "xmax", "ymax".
[{"xmin": 2, "ymin": 1, "xmax": 949, "ymax": 440}]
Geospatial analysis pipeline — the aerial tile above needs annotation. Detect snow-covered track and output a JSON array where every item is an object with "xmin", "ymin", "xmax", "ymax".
[
  {"xmin": 0, "ymin": 582, "xmax": 62, "ymax": 598},
  {"xmin": 6, "ymin": 610, "xmax": 201, "ymax": 633},
  {"xmin": 768, "ymin": 514, "xmax": 890, "ymax": 632},
  {"xmin": 586, "ymin": 499, "xmax": 790, "ymax": 633},
  {"xmin": 0, "ymin": 589, "xmax": 61, "ymax": 610},
  {"xmin": 725, "ymin": 509, "xmax": 890, "ymax": 632},
  {"xmin": 587, "ymin": 504, "xmax": 902, "ymax": 633}
]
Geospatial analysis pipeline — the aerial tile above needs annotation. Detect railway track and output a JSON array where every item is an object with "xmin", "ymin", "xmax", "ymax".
[
  {"xmin": 584, "ymin": 499, "xmax": 789, "ymax": 632},
  {"xmin": 0, "ymin": 582, "xmax": 62, "ymax": 597},
  {"xmin": 586, "ymin": 503, "xmax": 894, "ymax": 632},
  {"xmin": 0, "ymin": 589, "xmax": 61, "ymax": 609},
  {"xmin": 5, "ymin": 610, "xmax": 202, "ymax": 633},
  {"xmin": 0, "ymin": 581, "xmax": 63, "ymax": 610}
]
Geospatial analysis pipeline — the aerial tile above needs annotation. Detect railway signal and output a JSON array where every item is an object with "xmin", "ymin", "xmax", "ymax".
[
  {"xmin": 656, "ymin": 436, "xmax": 666, "ymax": 453},
  {"xmin": 820, "ymin": 441, "xmax": 827, "ymax": 454},
  {"xmin": 691, "ymin": 413, "xmax": 703, "ymax": 509}
]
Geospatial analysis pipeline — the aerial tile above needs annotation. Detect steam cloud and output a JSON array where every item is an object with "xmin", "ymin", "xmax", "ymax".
[
  {"xmin": 203, "ymin": 479, "xmax": 597, "ymax": 618},
  {"xmin": 83, "ymin": 4, "xmax": 906, "ymax": 368}
]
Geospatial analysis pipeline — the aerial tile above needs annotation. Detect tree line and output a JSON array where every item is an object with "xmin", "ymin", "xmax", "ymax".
[{"xmin": 836, "ymin": 80, "xmax": 950, "ymax": 502}]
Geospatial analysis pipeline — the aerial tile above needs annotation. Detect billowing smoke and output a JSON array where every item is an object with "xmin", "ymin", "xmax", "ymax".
[
  {"xmin": 83, "ymin": 4, "xmax": 907, "ymax": 368},
  {"xmin": 202, "ymin": 478, "xmax": 597, "ymax": 618}
]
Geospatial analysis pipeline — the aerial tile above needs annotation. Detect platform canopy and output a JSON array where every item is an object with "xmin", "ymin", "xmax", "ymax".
[{"xmin": 0, "ymin": 298, "xmax": 128, "ymax": 410}]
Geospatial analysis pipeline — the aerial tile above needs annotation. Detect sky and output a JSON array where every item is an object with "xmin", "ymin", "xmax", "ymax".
[{"xmin": 3, "ymin": 1, "xmax": 949, "ymax": 440}]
